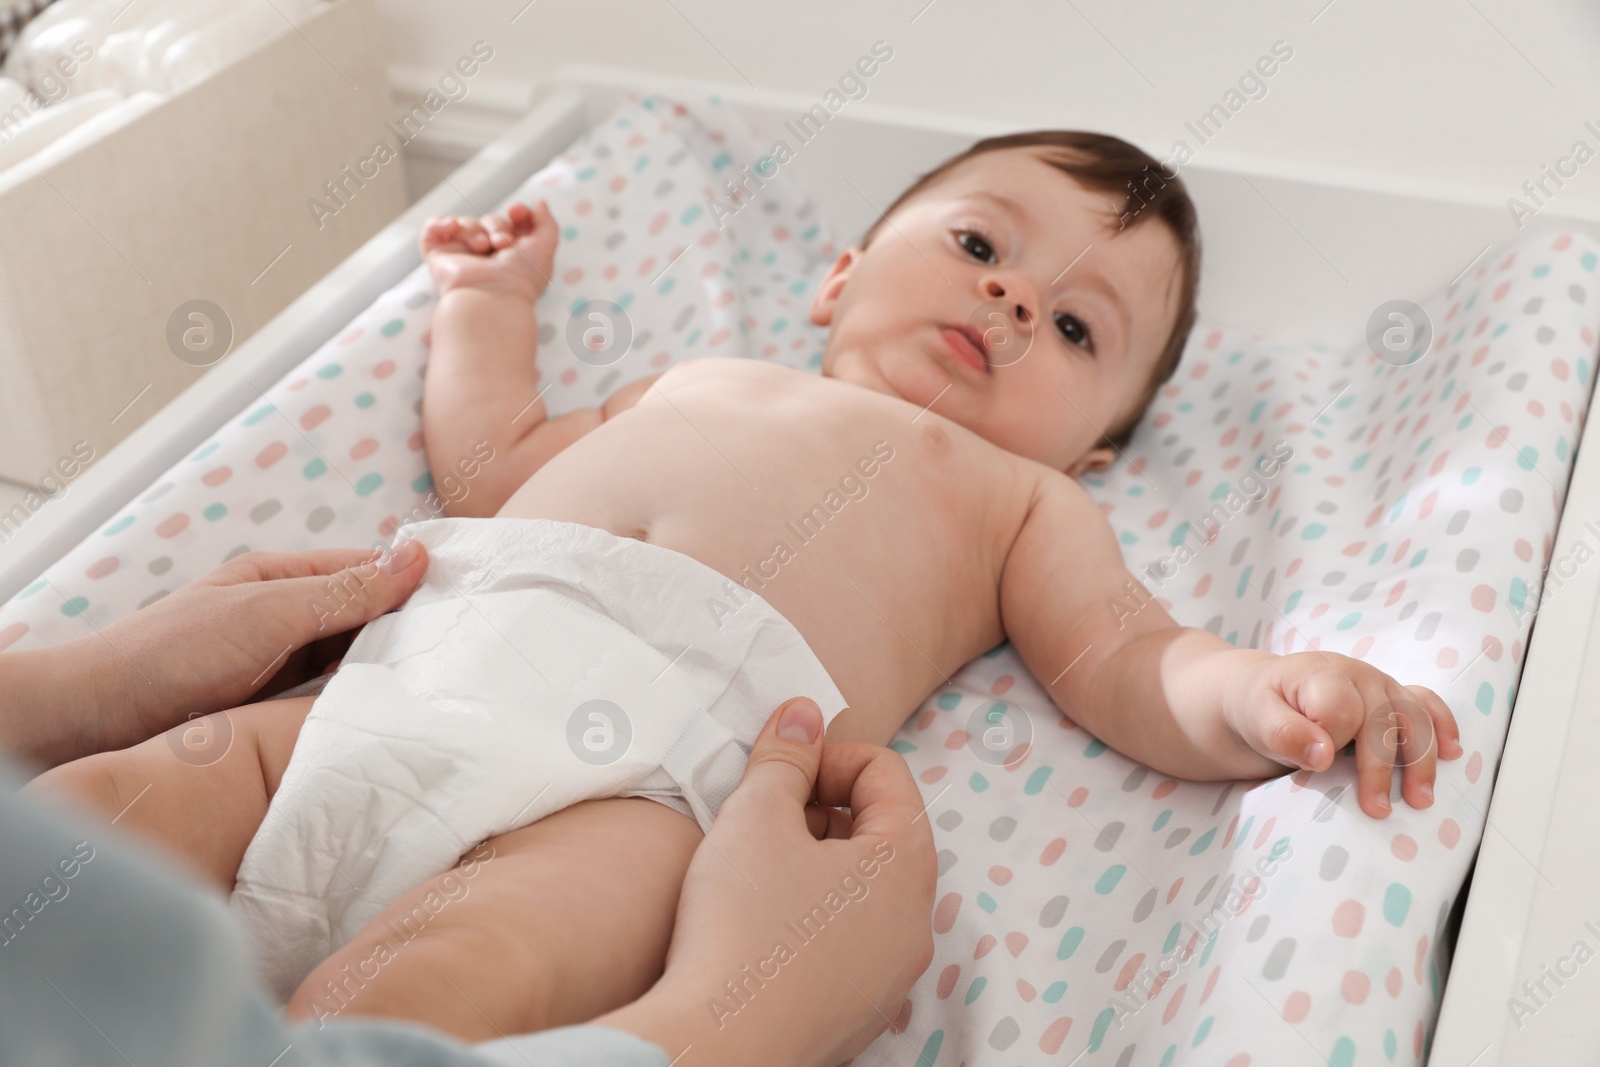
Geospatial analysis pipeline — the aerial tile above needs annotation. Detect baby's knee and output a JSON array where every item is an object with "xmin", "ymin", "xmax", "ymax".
[{"xmin": 26, "ymin": 751, "xmax": 128, "ymax": 817}]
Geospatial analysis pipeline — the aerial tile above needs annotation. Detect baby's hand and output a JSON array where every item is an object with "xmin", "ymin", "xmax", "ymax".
[
  {"xmin": 419, "ymin": 200, "xmax": 559, "ymax": 303},
  {"xmin": 1223, "ymin": 651, "xmax": 1462, "ymax": 819}
]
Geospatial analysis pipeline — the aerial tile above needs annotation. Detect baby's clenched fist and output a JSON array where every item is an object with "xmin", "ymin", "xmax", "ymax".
[{"xmin": 419, "ymin": 200, "xmax": 560, "ymax": 303}]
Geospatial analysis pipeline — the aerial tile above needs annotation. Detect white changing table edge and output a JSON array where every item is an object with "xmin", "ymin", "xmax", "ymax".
[
  {"xmin": 1430, "ymin": 353, "xmax": 1600, "ymax": 1063},
  {"xmin": 0, "ymin": 88, "xmax": 592, "ymax": 605}
]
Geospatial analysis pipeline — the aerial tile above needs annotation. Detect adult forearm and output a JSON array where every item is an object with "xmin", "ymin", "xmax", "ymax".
[
  {"xmin": 0, "ymin": 642, "xmax": 119, "ymax": 768},
  {"xmin": 1073, "ymin": 628, "xmax": 1284, "ymax": 781}
]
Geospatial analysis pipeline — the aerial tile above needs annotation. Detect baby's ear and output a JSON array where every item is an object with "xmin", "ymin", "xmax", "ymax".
[
  {"xmin": 1065, "ymin": 445, "xmax": 1116, "ymax": 478},
  {"xmin": 808, "ymin": 247, "xmax": 863, "ymax": 326}
]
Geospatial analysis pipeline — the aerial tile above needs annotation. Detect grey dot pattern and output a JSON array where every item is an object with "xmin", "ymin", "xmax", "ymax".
[
  {"xmin": 1263, "ymin": 937, "xmax": 1297, "ymax": 980},
  {"xmin": 988, "ymin": 1017, "xmax": 1020, "ymax": 1051},
  {"xmin": 1320, "ymin": 845, "xmax": 1349, "ymax": 880},
  {"xmin": 1095, "ymin": 822, "xmax": 1124, "ymax": 851},
  {"xmin": 1096, "ymin": 938, "xmax": 1127, "ymax": 973},
  {"xmin": 1, "ymin": 101, "xmax": 1595, "ymax": 1067}
]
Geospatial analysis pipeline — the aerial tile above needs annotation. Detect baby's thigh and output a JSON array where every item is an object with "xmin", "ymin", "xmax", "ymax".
[
  {"xmin": 285, "ymin": 795, "xmax": 703, "ymax": 1042},
  {"xmin": 25, "ymin": 695, "xmax": 316, "ymax": 891}
]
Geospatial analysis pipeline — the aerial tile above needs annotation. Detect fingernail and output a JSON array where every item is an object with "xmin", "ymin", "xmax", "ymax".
[
  {"xmin": 777, "ymin": 698, "xmax": 821, "ymax": 744},
  {"xmin": 1304, "ymin": 741, "xmax": 1327, "ymax": 768},
  {"xmin": 1420, "ymin": 782, "xmax": 1433, "ymax": 801},
  {"xmin": 1376, "ymin": 795, "xmax": 1391, "ymax": 812},
  {"xmin": 382, "ymin": 540, "xmax": 421, "ymax": 575}
]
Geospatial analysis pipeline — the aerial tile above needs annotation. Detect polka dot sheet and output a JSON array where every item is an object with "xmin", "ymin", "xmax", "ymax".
[
  {"xmin": 874, "ymin": 234, "xmax": 1599, "ymax": 1067},
  {"xmin": 0, "ymin": 91, "xmax": 837, "ymax": 636},
  {"xmin": 3, "ymin": 90, "xmax": 1599, "ymax": 1066}
]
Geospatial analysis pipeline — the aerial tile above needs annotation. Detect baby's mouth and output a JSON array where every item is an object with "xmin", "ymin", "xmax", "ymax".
[{"xmin": 937, "ymin": 323, "xmax": 989, "ymax": 376}]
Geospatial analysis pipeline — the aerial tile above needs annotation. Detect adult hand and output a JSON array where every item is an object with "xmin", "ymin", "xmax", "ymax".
[
  {"xmin": 594, "ymin": 697, "xmax": 937, "ymax": 1067},
  {"xmin": 3, "ymin": 543, "xmax": 427, "ymax": 768}
]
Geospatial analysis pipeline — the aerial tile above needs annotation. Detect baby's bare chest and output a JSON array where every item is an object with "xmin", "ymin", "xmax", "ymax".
[
  {"xmin": 518, "ymin": 368, "xmax": 1028, "ymax": 562},
  {"xmin": 499, "ymin": 366, "xmax": 1043, "ymax": 722}
]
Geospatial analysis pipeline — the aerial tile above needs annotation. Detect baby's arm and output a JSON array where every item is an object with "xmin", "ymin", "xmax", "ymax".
[
  {"xmin": 419, "ymin": 202, "xmax": 658, "ymax": 517},
  {"xmin": 998, "ymin": 474, "xmax": 1463, "ymax": 818}
]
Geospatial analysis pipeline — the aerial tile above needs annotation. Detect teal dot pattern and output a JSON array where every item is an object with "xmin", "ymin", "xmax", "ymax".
[
  {"xmin": 0, "ymin": 94, "xmax": 1598, "ymax": 1067},
  {"xmin": 896, "ymin": 232, "xmax": 1598, "ymax": 1066},
  {"xmin": 0, "ymin": 91, "xmax": 833, "ymax": 637}
]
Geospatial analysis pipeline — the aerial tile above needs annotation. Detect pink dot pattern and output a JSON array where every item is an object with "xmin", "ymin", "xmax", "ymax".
[{"xmin": 2, "ymin": 93, "xmax": 1599, "ymax": 1067}]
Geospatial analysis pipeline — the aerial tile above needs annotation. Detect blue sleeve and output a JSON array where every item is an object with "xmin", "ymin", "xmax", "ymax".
[{"xmin": 0, "ymin": 753, "xmax": 669, "ymax": 1067}]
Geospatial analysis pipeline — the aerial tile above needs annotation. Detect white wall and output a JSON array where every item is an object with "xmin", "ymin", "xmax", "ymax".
[{"xmin": 376, "ymin": 0, "xmax": 1600, "ymax": 218}]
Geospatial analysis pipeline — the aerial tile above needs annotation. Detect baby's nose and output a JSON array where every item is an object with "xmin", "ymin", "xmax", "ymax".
[{"xmin": 982, "ymin": 277, "xmax": 1032, "ymax": 322}]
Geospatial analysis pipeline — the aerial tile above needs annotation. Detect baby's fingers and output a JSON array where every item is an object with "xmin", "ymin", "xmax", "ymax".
[
  {"xmin": 506, "ymin": 201, "xmax": 536, "ymax": 233},
  {"xmin": 1407, "ymin": 684, "xmax": 1462, "ymax": 759},
  {"xmin": 420, "ymin": 217, "xmax": 469, "ymax": 255},
  {"xmin": 477, "ymin": 213, "xmax": 509, "ymax": 248},
  {"xmin": 1239, "ymin": 698, "xmax": 1338, "ymax": 773},
  {"xmin": 1387, "ymin": 693, "xmax": 1437, "ymax": 810},
  {"xmin": 1354, "ymin": 699, "xmax": 1398, "ymax": 818},
  {"xmin": 448, "ymin": 216, "xmax": 491, "ymax": 252},
  {"xmin": 526, "ymin": 200, "xmax": 559, "ymax": 246}
]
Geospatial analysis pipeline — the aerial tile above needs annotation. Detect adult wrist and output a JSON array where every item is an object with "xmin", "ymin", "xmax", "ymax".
[{"xmin": 592, "ymin": 981, "xmax": 802, "ymax": 1067}]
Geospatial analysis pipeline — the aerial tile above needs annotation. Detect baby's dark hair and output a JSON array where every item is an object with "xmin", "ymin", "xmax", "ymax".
[{"xmin": 859, "ymin": 130, "xmax": 1202, "ymax": 451}]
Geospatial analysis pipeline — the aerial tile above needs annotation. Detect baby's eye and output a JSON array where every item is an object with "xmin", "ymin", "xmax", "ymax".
[
  {"xmin": 1055, "ymin": 311, "xmax": 1094, "ymax": 353},
  {"xmin": 957, "ymin": 231, "xmax": 996, "ymax": 264}
]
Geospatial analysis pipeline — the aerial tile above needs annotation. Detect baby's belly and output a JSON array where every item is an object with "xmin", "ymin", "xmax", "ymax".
[
  {"xmin": 496, "ymin": 463, "xmax": 1004, "ymax": 745},
  {"xmin": 491, "ymin": 363, "xmax": 1033, "ymax": 742},
  {"xmin": 489, "ymin": 499, "xmax": 948, "ymax": 743}
]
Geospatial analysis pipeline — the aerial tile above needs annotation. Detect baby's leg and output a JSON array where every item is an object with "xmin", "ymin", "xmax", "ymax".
[
  {"xmin": 25, "ymin": 696, "xmax": 315, "ymax": 892},
  {"xmin": 284, "ymin": 795, "xmax": 703, "ymax": 1041}
]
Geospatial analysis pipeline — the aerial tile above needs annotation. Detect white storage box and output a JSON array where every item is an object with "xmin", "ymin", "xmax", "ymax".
[{"xmin": 0, "ymin": 0, "xmax": 406, "ymax": 488}]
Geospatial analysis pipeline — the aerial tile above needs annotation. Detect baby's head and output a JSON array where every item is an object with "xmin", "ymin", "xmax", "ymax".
[{"xmin": 810, "ymin": 131, "xmax": 1200, "ymax": 474}]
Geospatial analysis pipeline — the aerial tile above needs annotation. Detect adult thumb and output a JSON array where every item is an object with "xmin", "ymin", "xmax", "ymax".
[
  {"xmin": 738, "ymin": 697, "xmax": 825, "ymax": 808},
  {"xmin": 305, "ymin": 539, "xmax": 429, "ymax": 637}
]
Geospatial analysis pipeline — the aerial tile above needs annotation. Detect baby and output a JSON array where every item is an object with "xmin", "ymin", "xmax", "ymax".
[{"xmin": 35, "ymin": 129, "xmax": 1460, "ymax": 1045}]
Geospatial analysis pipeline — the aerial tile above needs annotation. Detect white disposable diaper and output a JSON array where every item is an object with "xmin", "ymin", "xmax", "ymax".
[{"xmin": 230, "ymin": 516, "xmax": 848, "ymax": 1002}]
